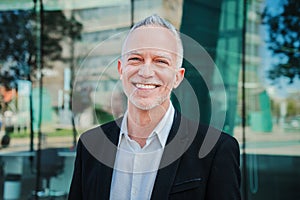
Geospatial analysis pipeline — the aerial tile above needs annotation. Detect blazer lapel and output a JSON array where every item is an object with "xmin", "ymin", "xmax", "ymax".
[
  {"xmin": 100, "ymin": 119, "xmax": 122, "ymax": 199},
  {"xmin": 88, "ymin": 119, "xmax": 122, "ymax": 199},
  {"xmin": 151, "ymin": 158, "xmax": 181, "ymax": 199},
  {"xmin": 151, "ymin": 111, "xmax": 191, "ymax": 199}
]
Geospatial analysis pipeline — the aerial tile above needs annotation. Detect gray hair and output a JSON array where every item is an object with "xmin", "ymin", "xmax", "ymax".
[{"xmin": 123, "ymin": 14, "xmax": 183, "ymax": 68}]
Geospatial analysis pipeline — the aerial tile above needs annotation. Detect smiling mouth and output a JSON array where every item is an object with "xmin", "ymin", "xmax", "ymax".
[{"xmin": 134, "ymin": 83, "xmax": 160, "ymax": 89}]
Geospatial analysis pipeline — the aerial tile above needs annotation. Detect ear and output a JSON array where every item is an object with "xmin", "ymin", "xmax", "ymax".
[
  {"xmin": 117, "ymin": 59, "xmax": 122, "ymax": 79},
  {"xmin": 173, "ymin": 68, "xmax": 185, "ymax": 89}
]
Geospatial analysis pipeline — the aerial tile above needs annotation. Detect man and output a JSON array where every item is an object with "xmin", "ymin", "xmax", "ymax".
[{"xmin": 68, "ymin": 14, "xmax": 241, "ymax": 200}]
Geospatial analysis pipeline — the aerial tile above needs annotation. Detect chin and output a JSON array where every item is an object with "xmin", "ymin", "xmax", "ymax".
[{"xmin": 129, "ymin": 96, "xmax": 169, "ymax": 111}]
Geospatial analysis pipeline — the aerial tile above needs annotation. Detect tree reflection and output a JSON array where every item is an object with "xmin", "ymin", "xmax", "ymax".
[
  {"xmin": 0, "ymin": 9, "xmax": 82, "ymax": 147},
  {"xmin": 262, "ymin": 0, "xmax": 300, "ymax": 83},
  {"xmin": 0, "ymin": 9, "xmax": 82, "ymax": 86}
]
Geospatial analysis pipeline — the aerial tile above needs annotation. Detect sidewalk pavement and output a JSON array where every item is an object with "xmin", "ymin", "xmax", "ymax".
[
  {"xmin": 234, "ymin": 125, "xmax": 300, "ymax": 156},
  {"xmin": 0, "ymin": 135, "xmax": 76, "ymax": 154}
]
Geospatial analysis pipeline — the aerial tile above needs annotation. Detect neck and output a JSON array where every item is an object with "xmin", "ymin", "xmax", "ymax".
[{"xmin": 127, "ymin": 100, "xmax": 170, "ymax": 140}]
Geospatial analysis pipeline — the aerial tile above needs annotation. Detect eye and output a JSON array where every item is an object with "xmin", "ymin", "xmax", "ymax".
[
  {"xmin": 128, "ymin": 57, "xmax": 140, "ymax": 61},
  {"xmin": 127, "ymin": 56, "xmax": 143, "ymax": 64},
  {"xmin": 155, "ymin": 58, "xmax": 169, "ymax": 66}
]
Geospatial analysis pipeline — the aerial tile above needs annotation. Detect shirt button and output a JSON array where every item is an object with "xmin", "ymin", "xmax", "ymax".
[{"xmin": 132, "ymin": 187, "xmax": 137, "ymax": 195}]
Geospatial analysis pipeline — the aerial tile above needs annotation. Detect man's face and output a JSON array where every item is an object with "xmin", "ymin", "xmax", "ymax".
[{"xmin": 118, "ymin": 26, "xmax": 185, "ymax": 110}]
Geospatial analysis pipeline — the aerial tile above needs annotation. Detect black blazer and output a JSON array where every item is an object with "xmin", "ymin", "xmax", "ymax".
[{"xmin": 68, "ymin": 111, "xmax": 241, "ymax": 200}]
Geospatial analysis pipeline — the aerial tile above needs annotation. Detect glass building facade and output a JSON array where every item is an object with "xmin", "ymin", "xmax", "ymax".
[{"xmin": 0, "ymin": 0, "xmax": 299, "ymax": 199}]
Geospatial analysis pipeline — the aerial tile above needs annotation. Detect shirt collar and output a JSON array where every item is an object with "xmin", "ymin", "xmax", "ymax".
[{"xmin": 119, "ymin": 102, "xmax": 175, "ymax": 148}]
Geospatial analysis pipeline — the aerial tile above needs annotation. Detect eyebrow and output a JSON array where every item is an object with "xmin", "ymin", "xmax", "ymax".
[
  {"xmin": 125, "ymin": 50, "xmax": 141, "ymax": 57},
  {"xmin": 125, "ymin": 50, "xmax": 173, "ymax": 61},
  {"xmin": 153, "ymin": 52, "xmax": 172, "ymax": 61}
]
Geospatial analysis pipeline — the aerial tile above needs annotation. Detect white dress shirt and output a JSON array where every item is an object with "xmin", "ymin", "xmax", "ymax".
[{"xmin": 109, "ymin": 103, "xmax": 175, "ymax": 200}]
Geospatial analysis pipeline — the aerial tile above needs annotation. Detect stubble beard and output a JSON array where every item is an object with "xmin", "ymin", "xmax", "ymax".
[{"xmin": 127, "ymin": 91, "xmax": 170, "ymax": 111}]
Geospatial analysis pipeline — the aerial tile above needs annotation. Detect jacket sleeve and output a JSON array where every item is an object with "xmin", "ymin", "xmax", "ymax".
[
  {"xmin": 68, "ymin": 139, "xmax": 83, "ymax": 200},
  {"xmin": 205, "ymin": 135, "xmax": 241, "ymax": 200}
]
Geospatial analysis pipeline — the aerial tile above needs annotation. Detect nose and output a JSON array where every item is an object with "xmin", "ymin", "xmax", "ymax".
[{"xmin": 138, "ymin": 63, "xmax": 155, "ymax": 78}]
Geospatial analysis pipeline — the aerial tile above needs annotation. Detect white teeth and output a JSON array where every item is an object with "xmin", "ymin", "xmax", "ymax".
[{"xmin": 135, "ymin": 83, "xmax": 156, "ymax": 89}]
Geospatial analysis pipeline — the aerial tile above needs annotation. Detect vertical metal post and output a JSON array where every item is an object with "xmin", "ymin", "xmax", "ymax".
[
  {"xmin": 242, "ymin": 0, "xmax": 248, "ymax": 199},
  {"xmin": 29, "ymin": 81, "xmax": 34, "ymax": 152},
  {"xmin": 34, "ymin": 0, "xmax": 44, "ymax": 199},
  {"xmin": 30, "ymin": 0, "xmax": 37, "ymax": 153},
  {"xmin": 69, "ymin": 12, "xmax": 77, "ymax": 148}
]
